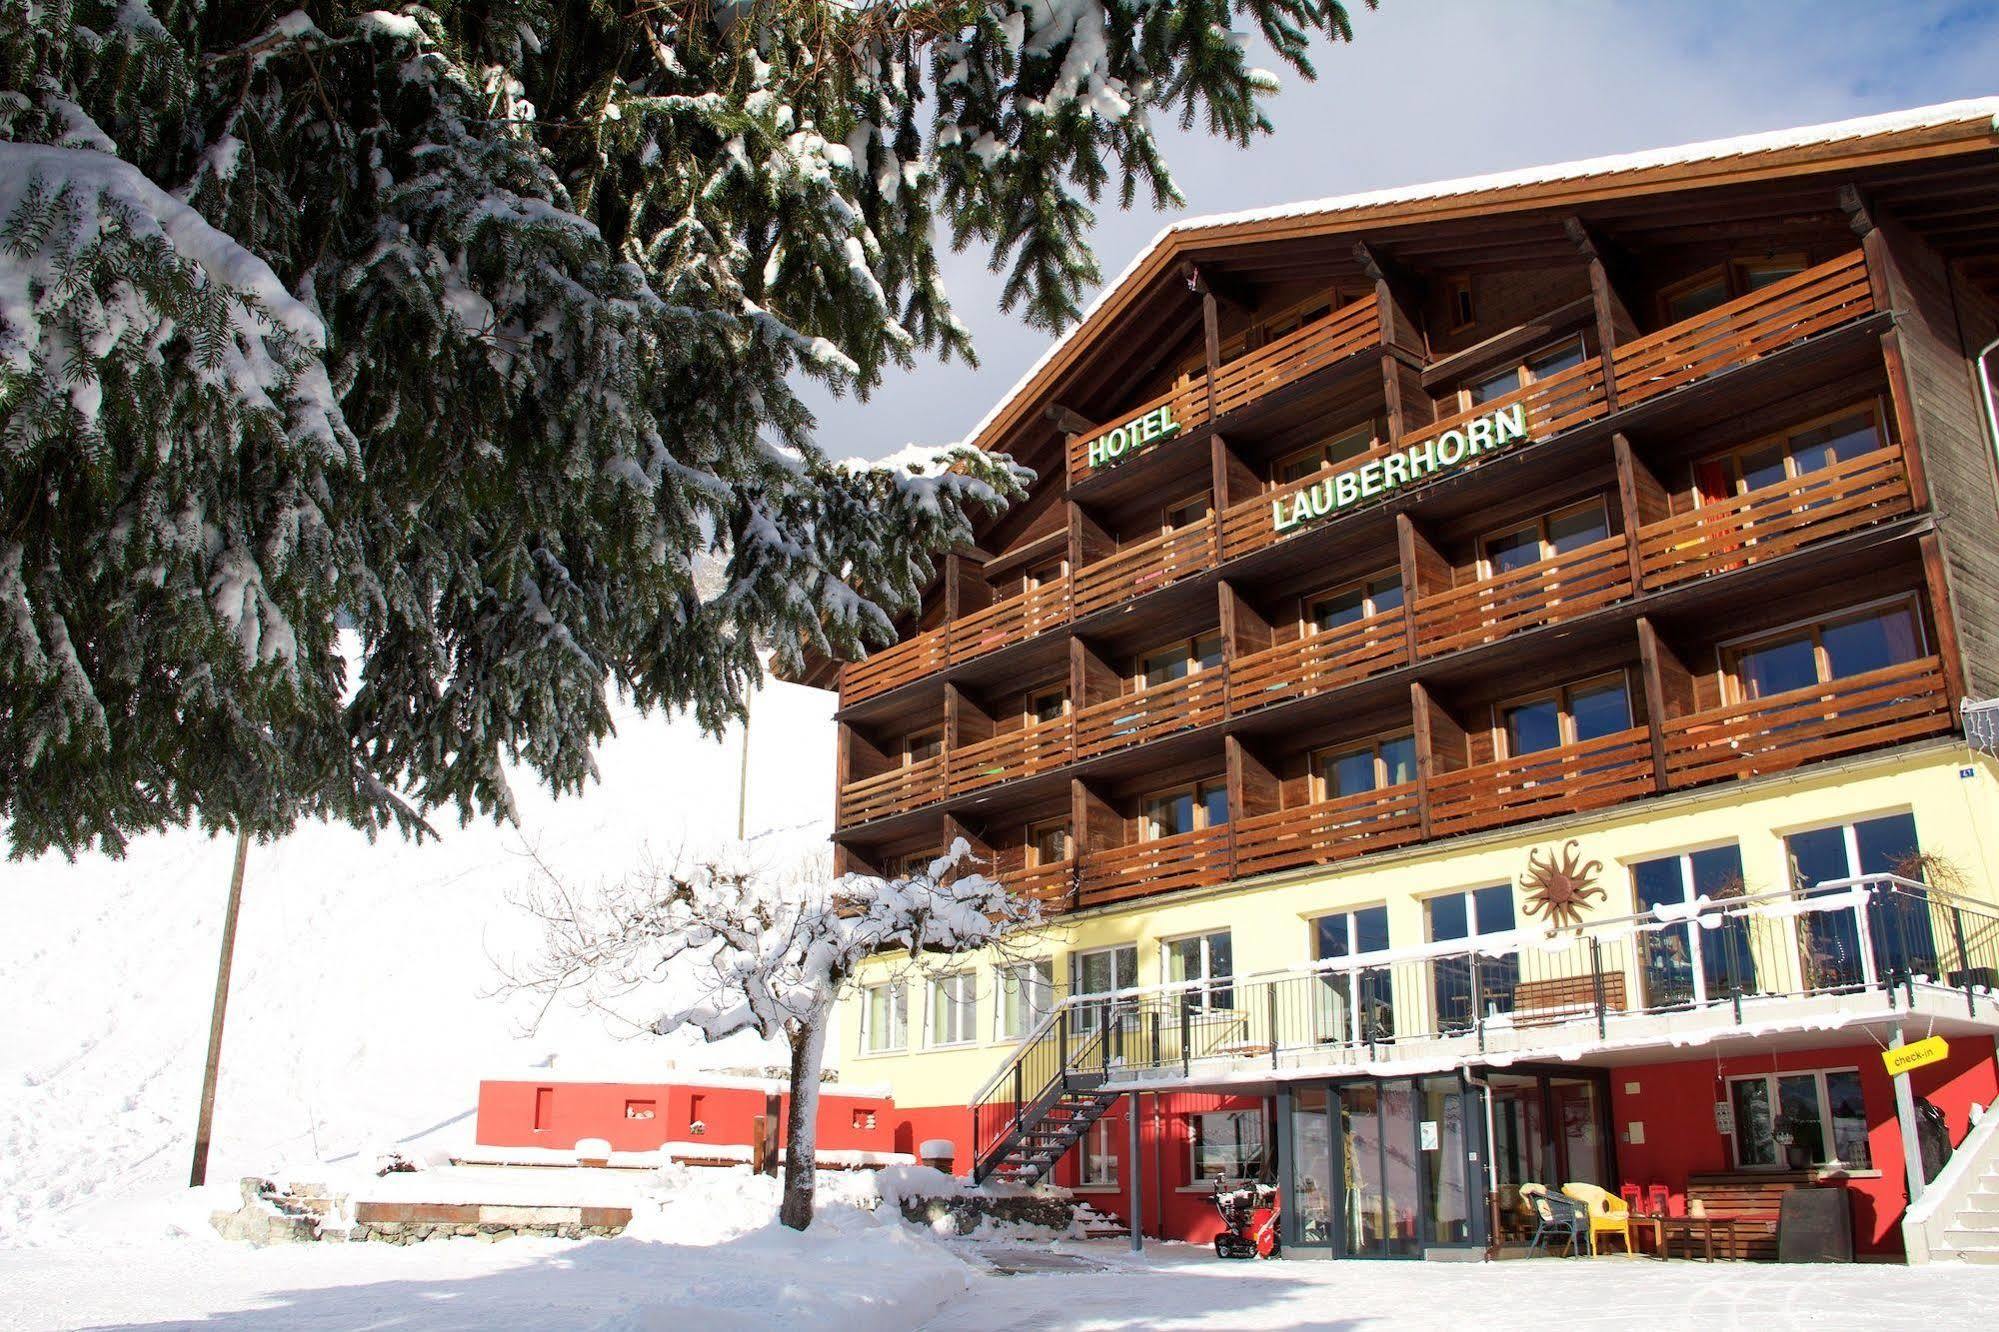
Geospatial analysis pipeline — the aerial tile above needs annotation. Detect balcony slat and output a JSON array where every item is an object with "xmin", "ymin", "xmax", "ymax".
[
  {"xmin": 947, "ymin": 715, "xmax": 1074, "ymax": 797},
  {"xmin": 945, "ymin": 576, "xmax": 1072, "ymax": 666},
  {"xmin": 839, "ymin": 628, "xmax": 946, "ymax": 706},
  {"xmin": 1232, "ymin": 784, "xmax": 1423, "ymax": 879},
  {"xmin": 1428, "ymin": 727, "xmax": 1654, "ymax": 839},
  {"xmin": 837, "ymin": 753, "xmax": 947, "ymax": 825},
  {"xmin": 1065, "ymin": 379, "xmax": 1212, "ymax": 485},
  {"xmin": 1637, "ymin": 446, "xmax": 1912, "ymax": 590},
  {"xmin": 1227, "ymin": 614, "xmax": 1408, "ymax": 714},
  {"xmin": 992, "ymin": 849, "xmax": 1078, "ymax": 909},
  {"xmin": 1072, "ymin": 514, "xmax": 1216, "ymax": 619},
  {"xmin": 1413, "ymin": 534, "xmax": 1632, "ymax": 655},
  {"xmin": 1208, "ymin": 298, "xmax": 1381, "ymax": 419},
  {"xmin": 1072, "ymin": 669, "xmax": 1228, "ymax": 761},
  {"xmin": 1078, "ymin": 825, "xmax": 1233, "ymax": 907},
  {"xmin": 1661, "ymin": 657, "xmax": 1951, "ymax": 787}
]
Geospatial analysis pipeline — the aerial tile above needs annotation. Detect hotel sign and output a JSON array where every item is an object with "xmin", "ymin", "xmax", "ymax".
[
  {"xmin": 1271, "ymin": 402, "xmax": 1533, "ymax": 534},
  {"xmin": 1085, "ymin": 403, "xmax": 1180, "ymax": 470}
]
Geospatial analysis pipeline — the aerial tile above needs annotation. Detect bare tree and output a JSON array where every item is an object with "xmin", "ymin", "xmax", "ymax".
[{"xmin": 503, "ymin": 837, "xmax": 1039, "ymax": 1229}]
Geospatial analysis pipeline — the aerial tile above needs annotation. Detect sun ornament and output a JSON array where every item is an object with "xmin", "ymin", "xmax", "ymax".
[{"xmin": 1518, "ymin": 840, "xmax": 1606, "ymax": 929}]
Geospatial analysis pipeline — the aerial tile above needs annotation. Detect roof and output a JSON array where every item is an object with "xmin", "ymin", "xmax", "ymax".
[{"xmin": 962, "ymin": 96, "xmax": 1999, "ymax": 459}]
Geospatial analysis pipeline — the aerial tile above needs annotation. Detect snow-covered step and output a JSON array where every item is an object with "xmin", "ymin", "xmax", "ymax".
[
  {"xmin": 1942, "ymin": 1228, "xmax": 1999, "ymax": 1252},
  {"xmin": 1950, "ymin": 1210, "xmax": 1999, "ymax": 1230}
]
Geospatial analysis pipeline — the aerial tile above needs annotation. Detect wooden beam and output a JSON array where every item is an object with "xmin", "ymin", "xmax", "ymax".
[
  {"xmin": 1611, "ymin": 433, "xmax": 1664, "ymax": 593},
  {"xmin": 1880, "ymin": 330, "xmax": 1933, "ymax": 510},
  {"xmin": 1395, "ymin": 513, "xmax": 1445, "ymax": 667},
  {"xmin": 1919, "ymin": 532, "xmax": 1969, "ymax": 710},
  {"xmin": 1226, "ymin": 734, "xmax": 1282, "ymax": 822},
  {"xmin": 1635, "ymin": 617, "xmax": 1681, "ymax": 794},
  {"xmin": 1219, "ymin": 579, "xmax": 1273, "ymax": 663},
  {"xmin": 1408, "ymin": 682, "xmax": 1465, "ymax": 842},
  {"xmin": 1187, "ymin": 261, "xmax": 1256, "ymax": 315},
  {"xmin": 1045, "ymin": 403, "xmax": 1097, "ymax": 436},
  {"xmin": 1211, "ymin": 434, "xmax": 1259, "ymax": 511}
]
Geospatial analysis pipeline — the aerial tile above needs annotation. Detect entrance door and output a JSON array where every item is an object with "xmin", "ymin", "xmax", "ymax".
[
  {"xmin": 1337, "ymin": 1080, "xmax": 1422, "ymax": 1258},
  {"xmin": 1289, "ymin": 1088, "xmax": 1334, "ymax": 1248}
]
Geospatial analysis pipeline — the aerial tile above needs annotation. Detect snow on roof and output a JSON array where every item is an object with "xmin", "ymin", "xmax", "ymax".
[{"xmin": 961, "ymin": 97, "xmax": 1999, "ymax": 456}]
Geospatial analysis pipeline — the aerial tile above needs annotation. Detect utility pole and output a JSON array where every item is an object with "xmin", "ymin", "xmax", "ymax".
[
  {"xmin": 190, "ymin": 830, "xmax": 250, "ymax": 1188},
  {"xmin": 736, "ymin": 701, "xmax": 751, "ymax": 841}
]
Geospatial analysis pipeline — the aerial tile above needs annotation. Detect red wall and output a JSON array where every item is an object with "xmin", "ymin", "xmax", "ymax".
[
  {"xmin": 477, "ymin": 1079, "xmax": 895, "ymax": 1155},
  {"xmin": 1610, "ymin": 1039, "xmax": 1998, "ymax": 1254}
]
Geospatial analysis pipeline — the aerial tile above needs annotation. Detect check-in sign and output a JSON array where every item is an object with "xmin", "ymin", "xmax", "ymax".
[{"xmin": 1883, "ymin": 1036, "xmax": 1950, "ymax": 1077}]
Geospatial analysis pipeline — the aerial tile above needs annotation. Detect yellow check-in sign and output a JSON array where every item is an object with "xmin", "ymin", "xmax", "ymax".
[{"xmin": 1883, "ymin": 1036, "xmax": 1950, "ymax": 1078}]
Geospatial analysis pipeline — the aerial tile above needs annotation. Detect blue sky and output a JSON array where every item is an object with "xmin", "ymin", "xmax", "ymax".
[{"xmin": 800, "ymin": 0, "xmax": 1999, "ymax": 461}]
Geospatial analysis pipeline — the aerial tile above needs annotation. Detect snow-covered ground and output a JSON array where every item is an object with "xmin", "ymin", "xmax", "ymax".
[{"xmin": 0, "ymin": 680, "xmax": 833, "ymax": 1249}]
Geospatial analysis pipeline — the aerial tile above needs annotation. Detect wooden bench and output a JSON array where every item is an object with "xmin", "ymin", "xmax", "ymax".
[
  {"xmin": 1685, "ymin": 1172, "xmax": 1812, "ymax": 1260},
  {"xmin": 1513, "ymin": 971, "xmax": 1628, "ymax": 1021}
]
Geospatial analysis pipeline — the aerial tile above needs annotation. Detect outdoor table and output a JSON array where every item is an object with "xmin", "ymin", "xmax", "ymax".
[{"xmin": 1657, "ymin": 1216, "xmax": 1739, "ymax": 1262}]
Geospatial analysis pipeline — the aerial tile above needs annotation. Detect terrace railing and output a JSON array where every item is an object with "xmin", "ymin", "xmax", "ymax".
[
  {"xmin": 1072, "ymin": 515, "xmax": 1217, "ymax": 619},
  {"xmin": 837, "ymin": 754, "xmax": 947, "ymax": 825},
  {"xmin": 946, "ymin": 576, "xmax": 1072, "ymax": 668},
  {"xmin": 1428, "ymin": 727, "xmax": 1655, "ymax": 840},
  {"xmin": 838, "ymin": 630, "xmax": 947, "ymax": 707},
  {"xmin": 1231, "ymin": 783, "xmax": 1423, "ymax": 880},
  {"xmin": 1072, "ymin": 669, "xmax": 1228, "ymax": 761},
  {"xmin": 1226, "ymin": 614, "xmax": 1409, "ymax": 715},
  {"xmin": 946, "ymin": 715, "xmax": 1075, "ymax": 798},
  {"xmin": 1412, "ymin": 534, "xmax": 1632, "ymax": 656},
  {"xmin": 1661, "ymin": 656, "xmax": 1953, "ymax": 789},
  {"xmin": 1636, "ymin": 445, "xmax": 1914, "ymax": 591},
  {"xmin": 1077, "ymin": 824, "xmax": 1234, "ymax": 909}
]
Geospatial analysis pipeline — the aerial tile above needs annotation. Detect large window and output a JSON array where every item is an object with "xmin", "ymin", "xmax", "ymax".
[
  {"xmin": 1191, "ymin": 1109, "xmax": 1268, "ymax": 1182},
  {"xmin": 1466, "ymin": 334, "xmax": 1586, "ymax": 407},
  {"xmin": 1140, "ymin": 779, "xmax": 1229, "ymax": 840},
  {"xmin": 1137, "ymin": 634, "xmax": 1225, "ymax": 689},
  {"xmin": 1429, "ymin": 885, "xmax": 1518, "ymax": 1028},
  {"xmin": 1661, "ymin": 253, "xmax": 1806, "ymax": 325},
  {"xmin": 1482, "ymin": 498, "xmax": 1611, "ymax": 576},
  {"xmin": 1631, "ymin": 844, "xmax": 1757, "ymax": 1007},
  {"xmin": 1163, "ymin": 930, "xmax": 1234, "ymax": 1011},
  {"xmin": 1728, "ymin": 1068, "xmax": 1871, "ymax": 1170},
  {"xmin": 998, "ymin": 960, "xmax": 1055, "ymax": 1041},
  {"xmin": 1313, "ymin": 735, "xmax": 1417, "ymax": 802},
  {"xmin": 1784, "ymin": 812, "xmax": 1935, "ymax": 990},
  {"xmin": 1080, "ymin": 1116, "xmax": 1119, "ymax": 1186},
  {"xmin": 1725, "ymin": 600, "xmax": 1924, "ymax": 703},
  {"xmin": 1073, "ymin": 944, "xmax": 1138, "ymax": 1035},
  {"xmin": 1308, "ymin": 572, "xmax": 1404, "ymax": 634},
  {"xmin": 1694, "ymin": 406, "xmax": 1884, "ymax": 504},
  {"xmin": 862, "ymin": 980, "xmax": 908, "ymax": 1053},
  {"xmin": 929, "ymin": 972, "xmax": 976, "ymax": 1047},
  {"xmin": 1499, "ymin": 673, "xmax": 1632, "ymax": 757},
  {"xmin": 1312, "ymin": 906, "xmax": 1393, "ymax": 1043}
]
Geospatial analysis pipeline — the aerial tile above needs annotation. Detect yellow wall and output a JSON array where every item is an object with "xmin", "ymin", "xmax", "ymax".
[{"xmin": 835, "ymin": 742, "xmax": 1999, "ymax": 1108}]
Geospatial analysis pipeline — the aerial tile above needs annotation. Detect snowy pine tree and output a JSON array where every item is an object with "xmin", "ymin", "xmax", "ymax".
[{"xmin": 0, "ymin": 0, "xmax": 1368, "ymax": 856}]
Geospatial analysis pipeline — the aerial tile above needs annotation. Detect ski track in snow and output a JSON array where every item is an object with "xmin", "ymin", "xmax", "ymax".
[{"xmin": 0, "ymin": 683, "xmax": 832, "ymax": 1249}]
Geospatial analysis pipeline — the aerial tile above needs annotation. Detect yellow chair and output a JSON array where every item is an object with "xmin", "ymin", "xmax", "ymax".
[{"xmin": 1562, "ymin": 1182, "xmax": 1636, "ymax": 1257}]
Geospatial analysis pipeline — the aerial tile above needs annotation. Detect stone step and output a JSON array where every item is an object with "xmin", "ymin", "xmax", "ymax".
[
  {"xmin": 1943, "ymin": 1229, "xmax": 1999, "ymax": 1252},
  {"xmin": 1950, "ymin": 1209, "xmax": 1999, "ymax": 1230},
  {"xmin": 1957, "ymin": 1248, "xmax": 1999, "ymax": 1265}
]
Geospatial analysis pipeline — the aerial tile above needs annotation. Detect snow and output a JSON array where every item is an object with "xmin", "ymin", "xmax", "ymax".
[
  {"xmin": 0, "ymin": 679, "xmax": 832, "ymax": 1249},
  {"xmin": 955, "ymin": 96, "xmax": 1999, "ymax": 457}
]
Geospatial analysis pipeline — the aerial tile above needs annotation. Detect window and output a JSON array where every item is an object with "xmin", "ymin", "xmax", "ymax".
[
  {"xmin": 1163, "ymin": 930, "xmax": 1233, "ymax": 1010},
  {"xmin": 1072, "ymin": 944, "xmax": 1137, "ymax": 1035},
  {"xmin": 862, "ymin": 980, "xmax": 908, "ymax": 1053},
  {"xmin": 1029, "ymin": 686, "xmax": 1069, "ymax": 725},
  {"xmin": 1660, "ymin": 253, "xmax": 1807, "ymax": 325},
  {"xmin": 1024, "ymin": 557, "xmax": 1067, "ymax": 590},
  {"xmin": 1446, "ymin": 275, "xmax": 1475, "ymax": 331},
  {"xmin": 533, "ymin": 1087, "xmax": 554, "ymax": 1132},
  {"xmin": 1137, "ymin": 633, "xmax": 1225, "ymax": 688},
  {"xmin": 1481, "ymin": 499, "xmax": 1610, "ymax": 576},
  {"xmin": 624, "ymin": 1099, "xmax": 657, "ymax": 1120},
  {"xmin": 1728, "ymin": 1068, "xmax": 1871, "ymax": 1169},
  {"xmin": 1140, "ymin": 779, "xmax": 1228, "ymax": 839},
  {"xmin": 1026, "ymin": 819, "xmax": 1071, "ymax": 867},
  {"xmin": 929, "ymin": 972, "xmax": 976, "ymax": 1046},
  {"xmin": 1308, "ymin": 572, "xmax": 1404, "ymax": 634},
  {"xmin": 1163, "ymin": 494, "xmax": 1211, "ymax": 533},
  {"xmin": 998, "ymin": 960, "xmax": 1055, "ymax": 1040},
  {"xmin": 1499, "ymin": 673, "xmax": 1632, "ymax": 757},
  {"xmin": 1312, "ymin": 906, "xmax": 1393, "ymax": 1042},
  {"xmin": 1694, "ymin": 406, "xmax": 1885, "ymax": 504},
  {"xmin": 1312, "ymin": 735, "xmax": 1417, "ymax": 800},
  {"xmin": 1784, "ymin": 812, "xmax": 1935, "ymax": 990},
  {"xmin": 1631, "ymin": 845, "xmax": 1756, "ymax": 1007},
  {"xmin": 1466, "ymin": 334, "xmax": 1585, "ymax": 407},
  {"xmin": 903, "ymin": 729, "xmax": 942, "ymax": 765},
  {"xmin": 1191, "ymin": 1109, "xmax": 1268, "ymax": 1182},
  {"xmin": 890, "ymin": 850, "xmax": 935, "ymax": 879},
  {"xmin": 1080, "ymin": 1116, "xmax": 1119, "ymax": 1186},
  {"xmin": 1429, "ymin": 885, "xmax": 1518, "ymax": 1027},
  {"xmin": 1726, "ymin": 600, "xmax": 1923, "ymax": 703},
  {"xmin": 1273, "ymin": 420, "xmax": 1381, "ymax": 487}
]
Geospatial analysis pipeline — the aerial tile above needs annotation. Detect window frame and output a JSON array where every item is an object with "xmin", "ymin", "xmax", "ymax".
[
  {"xmin": 1301, "ymin": 569, "xmax": 1404, "ymax": 636},
  {"xmin": 1477, "ymin": 496, "xmax": 1612, "ymax": 578},
  {"xmin": 1458, "ymin": 331, "xmax": 1587, "ymax": 410},
  {"xmin": 1025, "ymin": 818, "xmax": 1072, "ymax": 868},
  {"xmin": 1270, "ymin": 418, "xmax": 1383, "ymax": 489},
  {"xmin": 1079, "ymin": 1114, "xmax": 1120, "ymax": 1186},
  {"xmin": 1309, "ymin": 732, "xmax": 1417, "ymax": 802},
  {"xmin": 1160, "ymin": 928, "xmax": 1234, "ymax": 1011},
  {"xmin": 901, "ymin": 728, "xmax": 943, "ymax": 766},
  {"xmin": 1658, "ymin": 252, "xmax": 1810, "ymax": 326},
  {"xmin": 1716, "ymin": 594, "xmax": 1927, "ymax": 706},
  {"xmin": 997, "ymin": 959, "xmax": 1056, "ymax": 1041},
  {"xmin": 928, "ymin": 970, "xmax": 978, "ymax": 1048},
  {"xmin": 1026, "ymin": 683, "xmax": 1070, "ymax": 726},
  {"xmin": 860, "ymin": 979, "xmax": 909, "ymax": 1054},
  {"xmin": 1189, "ymin": 1108, "xmax": 1268, "ymax": 1184},
  {"xmin": 1444, "ymin": 274, "xmax": 1476, "ymax": 332},
  {"xmin": 1133, "ymin": 632, "xmax": 1226, "ymax": 691},
  {"xmin": 1724, "ymin": 1066, "xmax": 1871, "ymax": 1171},
  {"xmin": 1492, "ymin": 669, "xmax": 1634, "ymax": 758},
  {"xmin": 1138, "ymin": 777, "xmax": 1230, "ymax": 840},
  {"xmin": 1162, "ymin": 493, "xmax": 1212, "ymax": 535},
  {"xmin": 1691, "ymin": 401, "xmax": 1889, "ymax": 506}
]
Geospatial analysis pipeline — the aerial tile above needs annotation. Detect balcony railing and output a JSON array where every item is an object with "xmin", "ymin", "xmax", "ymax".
[
  {"xmin": 991, "ymin": 849, "xmax": 1078, "ymax": 910},
  {"xmin": 1662, "ymin": 656, "xmax": 1953, "ymax": 789},
  {"xmin": 1078, "ymin": 824, "xmax": 1234, "ymax": 909},
  {"xmin": 837, "ymin": 754, "xmax": 946, "ymax": 825},
  {"xmin": 1609, "ymin": 250, "xmax": 1874, "ymax": 409},
  {"xmin": 1637, "ymin": 445, "xmax": 1913, "ymax": 591},
  {"xmin": 1227, "ymin": 613, "xmax": 1409, "ymax": 715},
  {"xmin": 1066, "ymin": 296, "xmax": 1382, "ymax": 485},
  {"xmin": 946, "ymin": 576, "xmax": 1072, "ymax": 667},
  {"xmin": 839, "ymin": 630, "xmax": 947, "ymax": 707},
  {"xmin": 1428, "ymin": 726, "xmax": 1656, "ymax": 840},
  {"xmin": 1232, "ymin": 783, "xmax": 1423, "ymax": 881},
  {"xmin": 1072, "ymin": 669, "xmax": 1228, "ymax": 761},
  {"xmin": 1072, "ymin": 515, "xmax": 1216, "ymax": 619},
  {"xmin": 1412, "ymin": 534, "xmax": 1632, "ymax": 656},
  {"xmin": 947, "ymin": 715, "xmax": 1074, "ymax": 797},
  {"xmin": 974, "ymin": 877, "xmax": 1999, "ymax": 1113}
]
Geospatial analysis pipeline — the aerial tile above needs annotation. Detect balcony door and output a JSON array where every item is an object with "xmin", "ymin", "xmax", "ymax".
[
  {"xmin": 1725, "ymin": 600, "xmax": 1924, "ymax": 705},
  {"xmin": 1427, "ymin": 885, "xmax": 1517, "ymax": 1031},
  {"xmin": 1071, "ymin": 944, "xmax": 1137, "ymax": 1043},
  {"xmin": 1499, "ymin": 673, "xmax": 1632, "ymax": 759},
  {"xmin": 1783, "ymin": 812, "xmax": 1935, "ymax": 991}
]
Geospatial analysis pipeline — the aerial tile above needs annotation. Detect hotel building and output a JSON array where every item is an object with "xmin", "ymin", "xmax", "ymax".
[{"xmin": 791, "ymin": 100, "xmax": 1999, "ymax": 1261}]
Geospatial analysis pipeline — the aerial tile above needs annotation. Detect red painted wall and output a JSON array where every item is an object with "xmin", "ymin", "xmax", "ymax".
[
  {"xmin": 1609, "ymin": 1039, "xmax": 1998, "ymax": 1255},
  {"xmin": 477, "ymin": 1079, "xmax": 895, "ymax": 1155}
]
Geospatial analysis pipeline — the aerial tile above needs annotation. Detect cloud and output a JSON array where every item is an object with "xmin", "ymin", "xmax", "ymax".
[{"xmin": 801, "ymin": 0, "xmax": 1999, "ymax": 460}]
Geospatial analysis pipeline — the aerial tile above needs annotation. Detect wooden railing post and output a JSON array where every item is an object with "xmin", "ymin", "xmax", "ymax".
[
  {"xmin": 1635, "ymin": 617, "xmax": 1675, "ymax": 794},
  {"xmin": 1567, "ymin": 217, "xmax": 1638, "ymax": 413},
  {"xmin": 1918, "ymin": 532, "xmax": 1969, "ymax": 708},
  {"xmin": 1611, "ymin": 433, "xmax": 1654, "ymax": 593}
]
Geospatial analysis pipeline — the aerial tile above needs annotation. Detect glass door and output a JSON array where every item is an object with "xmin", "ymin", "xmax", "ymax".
[
  {"xmin": 1336, "ymin": 1079, "xmax": 1423, "ymax": 1258},
  {"xmin": 1289, "ymin": 1088, "xmax": 1334, "ymax": 1250}
]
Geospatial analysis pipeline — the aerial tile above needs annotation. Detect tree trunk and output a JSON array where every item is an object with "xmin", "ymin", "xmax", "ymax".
[{"xmin": 778, "ymin": 1012, "xmax": 830, "ymax": 1231}]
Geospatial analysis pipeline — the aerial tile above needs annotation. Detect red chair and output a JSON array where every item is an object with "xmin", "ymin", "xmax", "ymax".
[
  {"xmin": 1649, "ymin": 1184, "xmax": 1671, "ymax": 1218},
  {"xmin": 1621, "ymin": 1184, "xmax": 1644, "ymax": 1215}
]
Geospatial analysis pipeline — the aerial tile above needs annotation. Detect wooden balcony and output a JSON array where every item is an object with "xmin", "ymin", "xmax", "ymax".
[
  {"xmin": 946, "ymin": 576, "xmax": 1072, "ymax": 667},
  {"xmin": 1072, "ymin": 514, "xmax": 1216, "ymax": 618},
  {"xmin": 1227, "ymin": 614, "xmax": 1408, "ymax": 715},
  {"xmin": 1232, "ymin": 784, "xmax": 1423, "ymax": 880},
  {"xmin": 1428, "ymin": 727, "xmax": 1655, "ymax": 840},
  {"xmin": 947, "ymin": 716, "xmax": 1074, "ymax": 797},
  {"xmin": 1661, "ymin": 656, "xmax": 1952, "ymax": 789},
  {"xmin": 1073, "ymin": 669, "xmax": 1228, "ymax": 761},
  {"xmin": 838, "ymin": 754, "xmax": 946, "ymax": 825},
  {"xmin": 1636, "ymin": 446, "xmax": 1913, "ymax": 592},
  {"xmin": 992, "ymin": 849, "xmax": 1078, "ymax": 909},
  {"xmin": 1066, "ymin": 296, "xmax": 1381, "ymax": 485},
  {"xmin": 1609, "ymin": 250, "xmax": 1874, "ymax": 409},
  {"xmin": 1413, "ymin": 534, "xmax": 1632, "ymax": 656},
  {"xmin": 1078, "ymin": 824, "xmax": 1234, "ymax": 909},
  {"xmin": 840, "ymin": 629, "xmax": 946, "ymax": 706}
]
